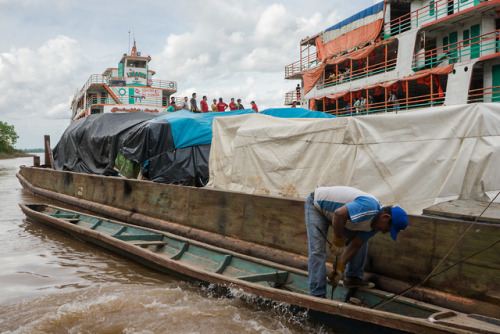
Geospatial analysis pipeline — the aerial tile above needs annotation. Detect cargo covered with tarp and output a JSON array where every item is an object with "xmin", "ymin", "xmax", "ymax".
[
  {"xmin": 119, "ymin": 109, "xmax": 255, "ymax": 184},
  {"xmin": 259, "ymin": 107, "xmax": 336, "ymax": 119},
  {"xmin": 207, "ymin": 103, "xmax": 500, "ymax": 214},
  {"xmin": 53, "ymin": 112, "xmax": 162, "ymax": 175}
]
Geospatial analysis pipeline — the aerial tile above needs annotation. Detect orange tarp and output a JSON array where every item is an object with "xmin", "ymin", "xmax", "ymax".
[
  {"xmin": 303, "ymin": 63, "xmax": 327, "ymax": 95},
  {"xmin": 399, "ymin": 64, "xmax": 454, "ymax": 81},
  {"xmin": 315, "ymin": 65, "xmax": 454, "ymax": 101},
  {"xmin": 327, "ymin": 44, "xmax": 377, "ymax": 66},
  {"xmin": 317, "ymin": 19, "xmax": 384, "ymax": 62}
]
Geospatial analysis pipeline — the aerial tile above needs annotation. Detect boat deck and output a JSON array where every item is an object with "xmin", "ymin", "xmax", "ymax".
[{"xmin": 423, "ymin": 199, "xmax": 500, "ymax": 224}]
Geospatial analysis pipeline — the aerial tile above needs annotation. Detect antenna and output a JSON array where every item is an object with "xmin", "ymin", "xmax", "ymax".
[{"xmin": 128, "ymin": 30, "xmax": 131, "ymax": 55}]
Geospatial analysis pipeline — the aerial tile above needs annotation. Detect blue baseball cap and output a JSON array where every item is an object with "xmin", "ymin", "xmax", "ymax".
[{"xmin": 390, "ymin": 206, "xmax": 408, "ymax": 241}]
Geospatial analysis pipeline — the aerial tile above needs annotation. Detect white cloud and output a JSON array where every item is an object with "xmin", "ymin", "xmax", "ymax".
[
  {"xmin": 0, "ymin": 35, "xmax": 83, "ymax": 120},
  {"xmin": 0, "ymin": 0, "xmax": 378, "ymax": 148}
]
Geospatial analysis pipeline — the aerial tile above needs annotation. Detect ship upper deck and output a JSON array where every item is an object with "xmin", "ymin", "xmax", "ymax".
[{"xmin": 285, "ymin": 0, "xmax": 498, "ymax": 80}]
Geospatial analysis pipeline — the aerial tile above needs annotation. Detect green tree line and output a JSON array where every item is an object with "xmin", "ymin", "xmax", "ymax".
[{"xmin": 0, "ymin": 121, "xmax": 19, "ymax": 153}]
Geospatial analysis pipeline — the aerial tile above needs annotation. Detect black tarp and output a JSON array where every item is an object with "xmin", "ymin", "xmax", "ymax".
[
  {"xmin": 53, "ymin": 112, "xmax": 162, "ymax": 175},
  {"xmin": 120, "ymin": 114, "xmax": 211, "ymax": 184}
]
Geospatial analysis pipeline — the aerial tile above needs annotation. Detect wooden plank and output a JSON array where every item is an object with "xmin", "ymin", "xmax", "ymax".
[
  {"xmin": 171, "ymin": 242, "xmax": 188, "ymax": 260},
  {"xmin": 215, "ymin": 255, "xmax": 232, "ymax": 274},
  {"xmin": 238, "ymin": 271, "xmax": 289, "ymax": 283},
  {"xmin": 44, "ymin": 135, "xmax": 54, "ymax": 169},
  {"xmin": 131, "ymin": 240, "xmax": 168, "ymax": 246},
  {"xmin": 423, "ymin": 199, "xmax": 500, "ymax": 224}
]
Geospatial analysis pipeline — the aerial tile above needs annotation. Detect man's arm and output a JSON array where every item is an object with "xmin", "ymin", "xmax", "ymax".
[
  {"xmin": 332, "ymin": 205, "xmax": 350, "ymax": 238},
  {"xmin": 340, "ymin": 234, "xmax": 363, "ymax": 264}
]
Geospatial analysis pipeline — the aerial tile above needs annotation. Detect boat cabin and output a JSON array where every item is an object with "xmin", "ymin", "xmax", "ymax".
[
  {"xmin": 285, "ymin": 0, "xmax": 500, "ymax": 115},
  {"xmin": 70, "ymin": 42, "xmax": 177, "ymax": 121}
]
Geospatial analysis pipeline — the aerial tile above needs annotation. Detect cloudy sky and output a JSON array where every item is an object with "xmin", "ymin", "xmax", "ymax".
[{"xmin": 0, "ymin": 0, "xmax": 377, "ymax": 149}]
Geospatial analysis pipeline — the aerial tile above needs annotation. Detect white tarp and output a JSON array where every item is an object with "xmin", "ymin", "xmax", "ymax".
[{"xmin": 207, "ymin": 103, "xmax": 500, "ymax": 214}]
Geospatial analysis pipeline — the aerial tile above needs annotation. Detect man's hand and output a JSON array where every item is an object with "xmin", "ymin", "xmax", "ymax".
[
  {"xmin": 327, "ymin": 262, "xmax": 346, "ymax": 287},
  {"xmin": 329, "ymin": 236, "xmax": 347, "ymax": 256}
]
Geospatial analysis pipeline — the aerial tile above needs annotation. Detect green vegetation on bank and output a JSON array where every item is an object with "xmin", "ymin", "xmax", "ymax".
[
  {"xmin": 0, "ymin": 121, "xmax": 35, "ymax": 159},
  {"xmin": 0, "ymin": 121, "xmax": 19, "ymax": 153}
]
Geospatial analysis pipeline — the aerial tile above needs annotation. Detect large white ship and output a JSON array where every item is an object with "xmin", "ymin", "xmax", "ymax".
[
  {"xmin": 285, "ymin": 0, "xmax": 500, "ymax": 114},
  {"xmin": 70, "ymin": 42, "xmax": 176, "ymax": 121}
]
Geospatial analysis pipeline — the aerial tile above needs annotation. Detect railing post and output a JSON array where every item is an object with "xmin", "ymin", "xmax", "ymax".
[
  {"xmin": 430, "ymin": 74, "xmax": 434, "ymax": 105},
  {"xmin": 385, "ymin": 88, "xmax": 388, "ymax": 112},
  {"xmin": 406, "ymin": 81, "xmax": 410, "ymax": 110}
]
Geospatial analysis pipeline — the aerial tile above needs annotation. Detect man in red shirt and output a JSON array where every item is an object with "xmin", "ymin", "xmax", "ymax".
[
  {"xmin": 217, "ymin": 98, "xmax": 228, "ymax": 112},
  {"xmin": 229, "ymin": 98, "xmax": 238, "ymax": 111},
  {"xmin": 251, "ymin": 101, "xmax": 259, "ymax": 113},
  {"xmin": 200, "ymin": 95, "xmax": 209, "ymax": 113}
]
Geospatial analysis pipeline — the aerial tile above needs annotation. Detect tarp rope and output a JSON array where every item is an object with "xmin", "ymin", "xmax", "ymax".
[{"xmin": 371, "ymin": 190, "xmax": 500, "ymax": 310}]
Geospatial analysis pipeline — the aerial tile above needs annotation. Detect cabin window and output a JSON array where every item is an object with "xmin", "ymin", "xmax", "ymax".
[
  {"xmin": 447, "ymin": 0, "xmax": 454, "ymax": 16},
  {"xmin": 429, "ymin": 1, "xmax": 435, "ymax": 16},
  {"xmin": 463, "ymin": 30, "xmax": 470, "ymax": 46},
  {"xmin": 127, "ymin": 60, "xmax": 146, "ymax": 68}
]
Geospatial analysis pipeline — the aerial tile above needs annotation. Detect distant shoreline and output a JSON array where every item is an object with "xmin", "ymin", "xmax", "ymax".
[{"xmin": 0, "ymin": 152, "xmax": 37, "ymax": 160}]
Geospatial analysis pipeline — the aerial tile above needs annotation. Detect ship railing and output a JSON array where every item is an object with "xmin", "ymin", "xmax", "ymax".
[
  {"xmin": 150, "ymin": 79, "xmax": 177, "ymax": 90},
  {"xmin": 284, "ymin": 90, "xmax": 302, "ymax": 105},
  {"xmin": 382, "ymin": 0, "xmax": 477, "ymax": 40},
  {"xmin": 286, "ymin": 0, "xmax": 481, "ymax": 78},
  {"xmin": 468, "ymin": 85, "xmax": 500, "ymax": 103},
  {"xmin": 285, "ymin": 53, "xmax": 320, "ymax": 78},
  {"xmin": 413, "ymin": 29, "xmax": 500, "ymax": 71},
  {"xmin": 71, "ymin": 74, "xmax": 107, "ymax": 107},
  {"xmin": 318, "ymin": 90, "xmax": 445, "ymax": 116},
  {"xmin": 84, "ymin": 95, "xmax": 166, "ymax": 110},
  {"xmin": 317, "ymin": 58, "xmax": 397, "ymax": 90}
]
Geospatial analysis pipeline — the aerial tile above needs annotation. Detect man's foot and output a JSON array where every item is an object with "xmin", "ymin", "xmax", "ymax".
[{"xmin": 342, "ymin": 277, "xmax": 375, "ymax": 289}]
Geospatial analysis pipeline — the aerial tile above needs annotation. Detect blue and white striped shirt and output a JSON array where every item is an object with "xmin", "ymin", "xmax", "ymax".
[{"xmin": 313, "ymin": 186, "xmax": 382, "ymax": 242}]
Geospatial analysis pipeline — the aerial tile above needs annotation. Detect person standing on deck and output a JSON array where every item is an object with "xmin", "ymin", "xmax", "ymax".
[
  {"xmin": 200, "ymin": 96, "xmax": 209, "ymax": 113},
  {"xmin": 190, "ymin": 93, "xmax": 199, "ymax": 113},
  {"xmin": 250, "ymin": 101, "xmax": 259, "ymax": 113},
  {"xmin": 182, "ymin": 97, "xmax": 190, "ymax": 111},
  {"xmin": 211, "ymin": 99, "xmax": 218, "ymax": 112},
  {"xmin": 305, "ymin": 186, "xmax": 408, "ymax": 298},
  {"xmin": 229, "ymin": 98, "xmax": 238, "ymax": 111},
  {"xmin": 237, "ymin": 99, "xmax": 244, "ymax": 110},
  {"xmin": 217, "ymin": 98, "xmax": 228, "ymax": 112}
]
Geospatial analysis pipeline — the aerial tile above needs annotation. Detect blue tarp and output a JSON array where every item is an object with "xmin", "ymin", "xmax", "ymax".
[
  {"xmin": 147, "ymin": 109, "xmax": 255, "ymax": 149},
  {"xmin": 259, "ymin": 107, "xmax": 336, "ymax": 119},
  {"xmin": 325, "ymin": 1, "xmax": 384, "ymax": 32}
]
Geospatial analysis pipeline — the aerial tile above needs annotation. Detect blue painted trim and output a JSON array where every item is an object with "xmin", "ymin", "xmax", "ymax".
[{"xmin": 325, "ymin": 1, "xmax": 384, "ymax": 32}]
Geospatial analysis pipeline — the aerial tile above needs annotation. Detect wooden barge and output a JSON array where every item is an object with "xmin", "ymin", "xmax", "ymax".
[{"xmin": 17, "ymin": 166, "xmax": 500, "ymax": 320}]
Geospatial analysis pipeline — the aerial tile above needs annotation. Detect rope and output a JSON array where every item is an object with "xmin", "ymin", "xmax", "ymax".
[{"xmin": 372, "ymin": 191, "xmax": 500, "ymax": 310}]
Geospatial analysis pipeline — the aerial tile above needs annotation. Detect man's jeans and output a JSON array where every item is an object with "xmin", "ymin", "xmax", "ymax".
[{"xmin": 305, "ymin": 195, "xmax": 368, "ymax": 296}]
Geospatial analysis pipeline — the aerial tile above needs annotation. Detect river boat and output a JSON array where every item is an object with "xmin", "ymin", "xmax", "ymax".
[
  {"xmin": 285, "ymin": 0, "xmax": 500, "ymax": 114},
  {"xmin": 17, "ymin": 166, "xmax": 500, "ymax": 319},
  {"xmin": 70, "ymin": 41, "xmax": 177, "ymax": 121},
  {"xmin": 19, "ymin": 203, "xmax": 500, "ymax": 334}
]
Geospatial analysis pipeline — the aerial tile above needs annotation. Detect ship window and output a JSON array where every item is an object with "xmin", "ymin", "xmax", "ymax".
[
  {"xmin": 127, "ymin": 60, "xmax": 146, "ymax": 68},
  {"xmin": 443, "ymin": 36, "xmax": 449, "ymax": 52},
  {"xmin": 429, "ymin": 1, "xmax": 435, "ymax": 16},
  {"xmin": 463, "ymin": 30, "xmax": 469, "ymax": 46}
]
